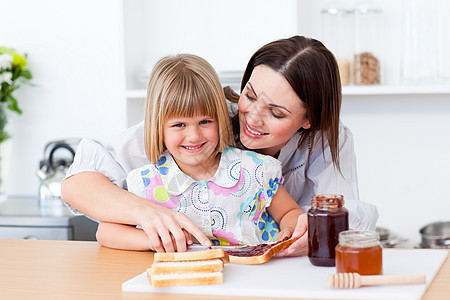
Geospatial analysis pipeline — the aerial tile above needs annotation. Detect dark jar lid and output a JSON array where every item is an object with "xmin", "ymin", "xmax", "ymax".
[{"xmin": 310, "ymin": 194, "xmax": 344, "ymax": 210}]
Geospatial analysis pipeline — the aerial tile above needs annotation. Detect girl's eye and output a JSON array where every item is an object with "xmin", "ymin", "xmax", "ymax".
[
  {"xmin": 245, "ymin": 92, "xmax": 256, "ymax": 101},
  {"xmin": 173, "ymin": 123, "xmax": 185, "ymax": 128},
  {"xmin": 199, "ymin": 120, "xmax": 212, "ymax": 125}
]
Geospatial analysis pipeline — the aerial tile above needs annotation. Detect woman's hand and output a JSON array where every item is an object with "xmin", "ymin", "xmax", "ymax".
[
  {"xmin": 276, "ymin": 213, "xmax": 308, "ymax": 256},
  {"xmin": 138, "ymin": 204, "xmax": 212, "ymax": 253}
]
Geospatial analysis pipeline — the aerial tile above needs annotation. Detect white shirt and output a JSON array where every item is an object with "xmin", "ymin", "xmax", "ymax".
[
  {"xmin": 64, "ymin": 121, "xmax": 378, "ymax": 230},
  {"xmin": 278, "ymin": 126, "xmax": 378, "ymax": 230}
]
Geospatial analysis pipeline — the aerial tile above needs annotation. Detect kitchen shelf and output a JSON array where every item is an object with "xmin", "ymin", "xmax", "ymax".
[
  {"xmin": 342, "ymin": 84, "xmax": 450, "ymax": 96},
  {"xmin": 126, "ymin": 84, "xmax": 450, "ymax": 100}
]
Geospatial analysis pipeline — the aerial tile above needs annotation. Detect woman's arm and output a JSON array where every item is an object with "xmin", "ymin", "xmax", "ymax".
[
  {"xmin": 62, "ymin": 171, "xmax": 149, "ymax": 224},
  {"xmin": 61, "ymin": 171, "xmax": 211, "ymax": 252}
]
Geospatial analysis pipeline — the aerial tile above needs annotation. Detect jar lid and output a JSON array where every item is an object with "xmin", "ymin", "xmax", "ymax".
[
  {"xmin": 321, "ymin": 1, "xmax": 352, "ymax": 15},
  {"xmin": 339, "ymin": 230, "xmax": 380, "ymax": 247},
  {"xmin": 353, "ymin": 1, "xmax": 383, "ymax": 14},
  {"xmin": 310, "ymin": 194, "xmax": 344, "ymax": 210}
]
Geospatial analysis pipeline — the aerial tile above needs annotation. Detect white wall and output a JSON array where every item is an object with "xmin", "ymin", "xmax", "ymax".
[
  {"xmin": 342, "ymin": 94, "xmax": 450, "ymax": 247},
  {"xmin": 0, "ymin": 0, "xmax": 126, "ymax": 196},
  {"xmin": 124, "ymin": 0, "xmax": 299, "ymax": 90}
]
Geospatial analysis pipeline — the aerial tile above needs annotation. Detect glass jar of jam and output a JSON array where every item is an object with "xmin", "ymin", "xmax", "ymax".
[
  {"xmin": 307, "ymin": 194, "xmax": 348, "ymax": 267},
  {"xmin": 335, "ymin": 230, "xmax": 383, "ymax": 275}
]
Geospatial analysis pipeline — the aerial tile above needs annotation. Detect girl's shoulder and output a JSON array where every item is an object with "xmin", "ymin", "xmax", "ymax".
[
  {"xmin": 223, "ymin": 147, "xmax": 280, "ymax": 168},
  {"xmin": 128, "ymin": 151, "xmax": 173, "ymax": 177}
]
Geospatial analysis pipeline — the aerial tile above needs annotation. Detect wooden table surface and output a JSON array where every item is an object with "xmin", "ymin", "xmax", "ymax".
[{"xmin": 0, "ymin": 239, "xmax": 448, "ymax": 300}]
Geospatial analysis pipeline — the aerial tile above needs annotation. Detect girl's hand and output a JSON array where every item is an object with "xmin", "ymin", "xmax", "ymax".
[
  {"xmin": 138, "ymin": 204, "xmax": 211, "ymax": 253},
  {"xmin": 276, "ymin": 213, "xmax": 308, "ymax": 257}
]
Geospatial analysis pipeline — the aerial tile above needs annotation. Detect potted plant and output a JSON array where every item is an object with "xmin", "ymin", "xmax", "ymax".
[{"xmin": 0, "ymin": 47, "xmax": 32, "ymax": 200}]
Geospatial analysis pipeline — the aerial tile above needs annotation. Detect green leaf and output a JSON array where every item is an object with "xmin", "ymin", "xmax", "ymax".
[
  {"xmin": 20, "ymin": 69, "xmax": 32, "ymax": 80},
  {"xmin": 6, "ymin": 96, "xmax": 22, "ymax": 115},
  {"xmin": 0, "ymin": 48, "xmax": 33, "ymax": 118},
  {"xmin": 11, "ymin": 66, "xmax": 21, "ymax": 81},
  {"xmin": 0, "ymin": 130, "xmax": 10, "ymax": 144},
  {"xmin": 0, "ymin": 106, "xmax": 7, "ymax": 130}
]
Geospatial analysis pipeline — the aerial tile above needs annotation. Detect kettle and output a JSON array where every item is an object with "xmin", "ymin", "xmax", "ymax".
[{"xmin": 36, "ymin": 139, "xmax": 79, "ymax": 207}]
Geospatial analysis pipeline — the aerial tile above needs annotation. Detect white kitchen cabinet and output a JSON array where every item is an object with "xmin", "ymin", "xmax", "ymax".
[
  {"xmin": 0, "ymin": 226, "xmax": 71, "ymax": 240},
  {"xmin": 0, "ymin": 197, "xmax": 98, "ymax": 241}
]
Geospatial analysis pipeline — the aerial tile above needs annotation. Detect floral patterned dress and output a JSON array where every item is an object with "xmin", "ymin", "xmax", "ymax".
[{"xmin": 126, "ymin": 147, "xmax": 283, "ymax": 245}]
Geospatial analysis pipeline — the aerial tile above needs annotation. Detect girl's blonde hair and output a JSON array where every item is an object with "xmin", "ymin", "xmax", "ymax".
[{"xmin": 145, "ymin": 54, "xmax": 235, "ymax": 163}]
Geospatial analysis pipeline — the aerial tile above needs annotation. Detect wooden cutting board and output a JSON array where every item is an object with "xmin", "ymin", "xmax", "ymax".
[{"xmin": 122, "ymin": 249, "xmax": 447, "ymax": 300}]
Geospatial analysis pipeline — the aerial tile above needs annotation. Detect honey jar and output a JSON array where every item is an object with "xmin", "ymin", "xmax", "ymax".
[
  {"xmin": 335, "ymin": 230, "xmax": 383, "ymax": 275},
  {"xmin": 307, "ymin": 194, "xmax": 349, "ymax": 267}
]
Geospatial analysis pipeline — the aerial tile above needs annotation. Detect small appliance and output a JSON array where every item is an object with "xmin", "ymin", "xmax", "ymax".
[{"xmin": 36, "ymin": 139, "xmax": 80, "ymax": 207}]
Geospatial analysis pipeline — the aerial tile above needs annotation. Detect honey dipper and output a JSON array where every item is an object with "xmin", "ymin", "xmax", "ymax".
[{"xmin": 328, "ymin": 273, "xmax": 426, "ymax": 289}]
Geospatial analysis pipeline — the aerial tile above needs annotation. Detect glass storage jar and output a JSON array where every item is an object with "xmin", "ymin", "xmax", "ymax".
[
  {"xmin": 335, "ymin": 230, "xmax": 383, "ymax": 275},
  {"xmin": 353, "ymin": 1, "xmax": 383, "ymax": 85},
  {"xmin": 308, "ymin": 194, "xmax": 349, "ymax": 267},
  {"xmin": 437, "ymin": 0, "xmax": 450, "ymax": 80},
  {"xmin": 401, "ymin": 0, "xmax": 438, "ymax": 83},
  {"xmin": 321, "ymin": 1, "xmax": 353, "ymax": 85}
]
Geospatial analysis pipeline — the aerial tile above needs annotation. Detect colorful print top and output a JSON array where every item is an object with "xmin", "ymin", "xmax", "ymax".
[{"xmin": 126, "ymin": 147, "xmax": 284, "ymax": 245}]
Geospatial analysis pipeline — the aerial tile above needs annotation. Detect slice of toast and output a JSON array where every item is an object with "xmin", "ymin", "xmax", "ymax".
[
  {"xmin": 147, "ymin": 269, "xmax": 223, "ymax": 287},
  {"xmin": 225, "ymin": 237, "xmax": 296, "ymax": 264},
  {"xmin": 153, "ymin": 248, "xmax": 227, "ymax": 262},
  {"xmin": 151, "ymin": 258, "xmax": 224, "ymax": 274}
]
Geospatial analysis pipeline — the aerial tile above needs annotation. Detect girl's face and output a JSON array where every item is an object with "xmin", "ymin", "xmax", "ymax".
[
  {"xmin": 238, "ymin": 65, "xmax": 310, "ymax": 157},
  {"xmin": 163, "ymin": 114, "xmax": 219, "ymax": 179}
]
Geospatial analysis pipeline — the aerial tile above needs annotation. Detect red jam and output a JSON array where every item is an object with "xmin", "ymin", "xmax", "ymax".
[
  {"xmin": 307, "ymin": 194, "xmax": 348, "ymax": 267},
  {"xmin": 225, "ymin": 237, "xmax": 289, "ymax": 257}
]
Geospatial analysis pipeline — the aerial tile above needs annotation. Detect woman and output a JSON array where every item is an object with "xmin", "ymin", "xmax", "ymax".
[
  {"xmin": 61, "ymin": 36, "xmax": 377, "ymax": 254},
  {"xmin": 227, "ymin": 36, "xmax": 377, "ymax": 230}
]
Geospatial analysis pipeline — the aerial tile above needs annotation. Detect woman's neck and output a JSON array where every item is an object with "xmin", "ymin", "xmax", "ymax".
[
  {"xmin": 255, "ymin": 145, "xmax": 282, "ymax": 158},
  {"xmin": 237, "ymin": 138, "xmax": 282, "ymax": 158}
]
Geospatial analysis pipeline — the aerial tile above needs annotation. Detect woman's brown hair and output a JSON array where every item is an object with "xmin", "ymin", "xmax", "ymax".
[{"xmin": 227, "ymin": 35, "xmax": 342, "ymax": 171}]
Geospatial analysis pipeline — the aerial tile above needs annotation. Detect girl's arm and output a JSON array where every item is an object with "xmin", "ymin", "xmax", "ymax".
[
  {"xmin": 96, "ymin": 222, "xmax": 193, "ymax": 251},
  {"xmin": 61, "ymin": 171, "xmax": 211, "ymax": 252},
  {"xmin": 267, "ymin": 185, "xmax": 308, "ymax": 256},
  {"xmin": 96, "ymin": 222, "xmax": 154, "ymax": 251}
]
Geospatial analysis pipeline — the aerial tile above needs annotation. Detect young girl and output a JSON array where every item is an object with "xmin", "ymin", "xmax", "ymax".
[{"xmin": 96, "ymin": 54, "xmax": 305, "ymax": 253}]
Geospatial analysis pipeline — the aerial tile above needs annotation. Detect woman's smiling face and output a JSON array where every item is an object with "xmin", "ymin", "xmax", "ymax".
[{"xmin": 238, "ymin": 65, "xmax": 310, "ymax": 157}]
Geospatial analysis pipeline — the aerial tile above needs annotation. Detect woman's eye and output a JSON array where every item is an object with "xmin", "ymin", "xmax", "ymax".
[
  {"xmin": 245, "ymin": 92, "xmax": 256, "ymax": 101},
  {"xmin": 270, "ymin": 110, "xmax": 284, "ymax": 119}
]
